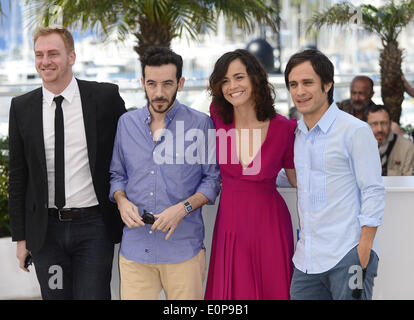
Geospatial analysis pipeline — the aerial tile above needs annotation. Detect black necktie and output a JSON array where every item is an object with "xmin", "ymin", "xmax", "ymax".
[{"xmin": 54, "ymin": 95, "xmax": 65, "ymax": 209}]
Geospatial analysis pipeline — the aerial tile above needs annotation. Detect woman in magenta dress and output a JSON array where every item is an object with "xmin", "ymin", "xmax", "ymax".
[{"xmin": 205, "ymin": 49, "xmax": 297, "ymax": 300}]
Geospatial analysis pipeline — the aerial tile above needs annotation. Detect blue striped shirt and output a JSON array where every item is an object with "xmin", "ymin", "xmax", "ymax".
[{"xmin": 293, "ymin": 103, "xmax": 385, "ymax": 274}]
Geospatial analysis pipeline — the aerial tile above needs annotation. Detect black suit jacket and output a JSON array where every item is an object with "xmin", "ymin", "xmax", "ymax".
[{"xmin": 8, "ymin": 79, "xmax": 127, "ymax": 253}]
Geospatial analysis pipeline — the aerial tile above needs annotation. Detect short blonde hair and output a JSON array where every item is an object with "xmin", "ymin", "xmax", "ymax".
[{"xmin": 33, "ymin": 25, "xmax": 75, "ymax": 52}]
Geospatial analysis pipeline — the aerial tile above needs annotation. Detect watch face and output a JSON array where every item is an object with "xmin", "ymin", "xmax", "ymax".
[{"xmin": 184, "ymin": 201, "xmax": 192, "ymax": 213}]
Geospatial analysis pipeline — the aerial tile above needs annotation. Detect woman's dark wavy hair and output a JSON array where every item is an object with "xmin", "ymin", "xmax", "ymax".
[{"xmin": 208, "ymin": 49, "xmax": 276, "ymax": 124}]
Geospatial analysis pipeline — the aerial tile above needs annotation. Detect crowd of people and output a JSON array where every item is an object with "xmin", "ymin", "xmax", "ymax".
[{"xmin": 8, "ymin": 25, "xmax": 412, "ymax": 301}]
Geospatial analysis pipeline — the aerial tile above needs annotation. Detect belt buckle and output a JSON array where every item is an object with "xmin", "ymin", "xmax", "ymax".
[{"xmin": 58, "ymin": 208, "xmax": 72, "ymax": 222}]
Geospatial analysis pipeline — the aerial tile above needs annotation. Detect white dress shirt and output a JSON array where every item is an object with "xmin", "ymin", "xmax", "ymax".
[
  {"xmin": 42, "ymin": 76, "xmax": 98, "ymax": 209},
  {"xmin": 293, "ymin": 103, "xmax": 385, "ymax": 274}
]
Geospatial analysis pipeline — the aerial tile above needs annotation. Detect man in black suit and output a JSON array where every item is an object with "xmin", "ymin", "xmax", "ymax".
[{"xmin": 8, "ymin": 26, "xmax": 126, "ymax": 299}]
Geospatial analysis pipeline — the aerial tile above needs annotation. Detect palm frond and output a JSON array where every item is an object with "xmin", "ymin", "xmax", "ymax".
[
  {"xmin": 25, "ymin": 0, "xmax": 281, "ymax": 60},
  {"xmin": 307, "ymin": 3, "xmax": 363, "ymax": 33},
  {"xmin": 208, "ymin": 0, "xmax": 278, "ymax": 33},
  {"xmin": 307, "ymin": 1, "xmax": 414, "ymax": 43}
]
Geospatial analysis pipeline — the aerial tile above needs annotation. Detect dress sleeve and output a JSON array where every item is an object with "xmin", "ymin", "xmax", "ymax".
[{"xmin": 282, "ymin": 118, "xmax": 297, "ymax": 169}]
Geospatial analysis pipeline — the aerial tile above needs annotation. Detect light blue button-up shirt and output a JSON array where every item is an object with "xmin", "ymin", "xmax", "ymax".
[
  {"xmin": 109, "ymin": 100, "xmax": 220, "ymax": 264},
  {"xmin": 293, "ymin": 103, "xmax": 385, "ymax": 274}
]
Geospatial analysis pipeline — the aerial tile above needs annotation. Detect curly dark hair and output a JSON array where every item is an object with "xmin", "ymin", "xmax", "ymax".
[{"xmin": 208, "ymin": 49, "xmax": 276, "ymax": 124}]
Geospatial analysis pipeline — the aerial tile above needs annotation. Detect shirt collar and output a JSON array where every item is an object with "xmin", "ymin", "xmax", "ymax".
[
  {"xmin": 317, "ymin": 102, "xmax": 338, "ymax": 134},
  {"xmin": 42, "ymin": 76, "xmax": 78, "ymax": 107},
  {"xmin": 296, "ymin": 117, "xmax": 308, "ymax": 135},
  {"xmin": 142, "ymin": 99, "xmax": 181, "ymax": 124},
  {"xmin": 296, "ymin": 102, "xmax": 338, "ymax": 135}
]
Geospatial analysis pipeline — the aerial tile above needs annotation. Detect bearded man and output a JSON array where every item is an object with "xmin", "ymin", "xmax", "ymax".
[
  {"xmin": 109, "ymin": 47, "xmax": 220, "ymax": 300},
  {"xmin": 337, "ymin": 76, "xmax": 376, "ymax": 120}
]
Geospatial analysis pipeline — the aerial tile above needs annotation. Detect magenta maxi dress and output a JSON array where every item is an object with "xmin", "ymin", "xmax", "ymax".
[{"xmin": 205, "ymin": 103, "xmax": 296, "ymax": 300}]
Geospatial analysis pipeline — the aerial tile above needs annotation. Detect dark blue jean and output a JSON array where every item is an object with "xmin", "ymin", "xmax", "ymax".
[
  {"xmin": 290, "ymin": 245, "xmax": 379, "ymax": 300},
  {"xmin": 32, "ymin": 213, "xmax": 114, "ymax": 300}
]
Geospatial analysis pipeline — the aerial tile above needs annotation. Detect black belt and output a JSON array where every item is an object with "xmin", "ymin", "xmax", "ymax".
[{"xmin": 48, "ymin": 205, "xmax": 99, "ymax": 222}]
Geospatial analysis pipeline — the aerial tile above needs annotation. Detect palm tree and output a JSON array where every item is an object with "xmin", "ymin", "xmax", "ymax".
[
  {"xmin": 308, "ymin": 1, "xmax": 414, "ymax": 124},
  {"xmin": 25, "ymin": 0, "xmax": 279, "ymax": 61}
]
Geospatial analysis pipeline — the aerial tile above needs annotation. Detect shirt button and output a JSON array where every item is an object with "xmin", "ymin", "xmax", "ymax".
[
  {"xmin": 149, "ymin": 230, "xmax": 153, "ymax": 234},
  {"xmin": 150, "ymin": 192, "xmax": 154, "ymax": 196},
  {"xmin": 151, "ymin": 170, "xmax": 155, "ymax": 174}
]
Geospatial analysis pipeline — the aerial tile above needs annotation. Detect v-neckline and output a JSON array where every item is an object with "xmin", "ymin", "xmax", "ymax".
[{"xmin": 232, "ymin": 117, "xmax": 272, "ymax": 170}]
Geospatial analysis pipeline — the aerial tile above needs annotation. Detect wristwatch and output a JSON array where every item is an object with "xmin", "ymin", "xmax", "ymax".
[{"xmin": 182, "ymin": 200, "xmax": 193, "ymax": 215}]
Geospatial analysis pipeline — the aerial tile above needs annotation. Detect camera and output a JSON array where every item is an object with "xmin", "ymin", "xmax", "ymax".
[
  {"xmin": 24, "ymin": 254, "xmax": 32, "ymax": 269},
  {"xmin": 142, "ymin": 209, "xmax": 155, "ymax": 224}
]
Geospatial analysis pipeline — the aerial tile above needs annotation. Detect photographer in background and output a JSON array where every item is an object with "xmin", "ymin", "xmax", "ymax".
[{"xmin": 364, "ymin": 104, "xmax": 414, "ymax": 176}]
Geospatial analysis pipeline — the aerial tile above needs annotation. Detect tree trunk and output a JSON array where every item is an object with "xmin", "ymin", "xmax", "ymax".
[
  {"xmin": 380, "ymin": 41, "xmax": 404, "ymax": 124},
  {"xmin": 133, "ymin": 16, "xmax": 174, "ymax": 62}
]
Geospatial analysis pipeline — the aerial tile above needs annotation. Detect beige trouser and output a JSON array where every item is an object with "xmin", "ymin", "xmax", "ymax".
[{"xmin": 119, "ymin": 249, "xmax": 206, "ymax": 300}]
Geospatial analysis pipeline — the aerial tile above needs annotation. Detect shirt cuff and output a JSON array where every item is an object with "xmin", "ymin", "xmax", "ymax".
[
  {"xmin": 357, "ymin": 215, "xmax": 382, "ymax": 228},
  {"xmin": 196, "ymin": 184, "xmax": 220, "ymax": 205},
  {"xmin": 109, "ymin": 183, "xmax": 126, "ymax": 202}
]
